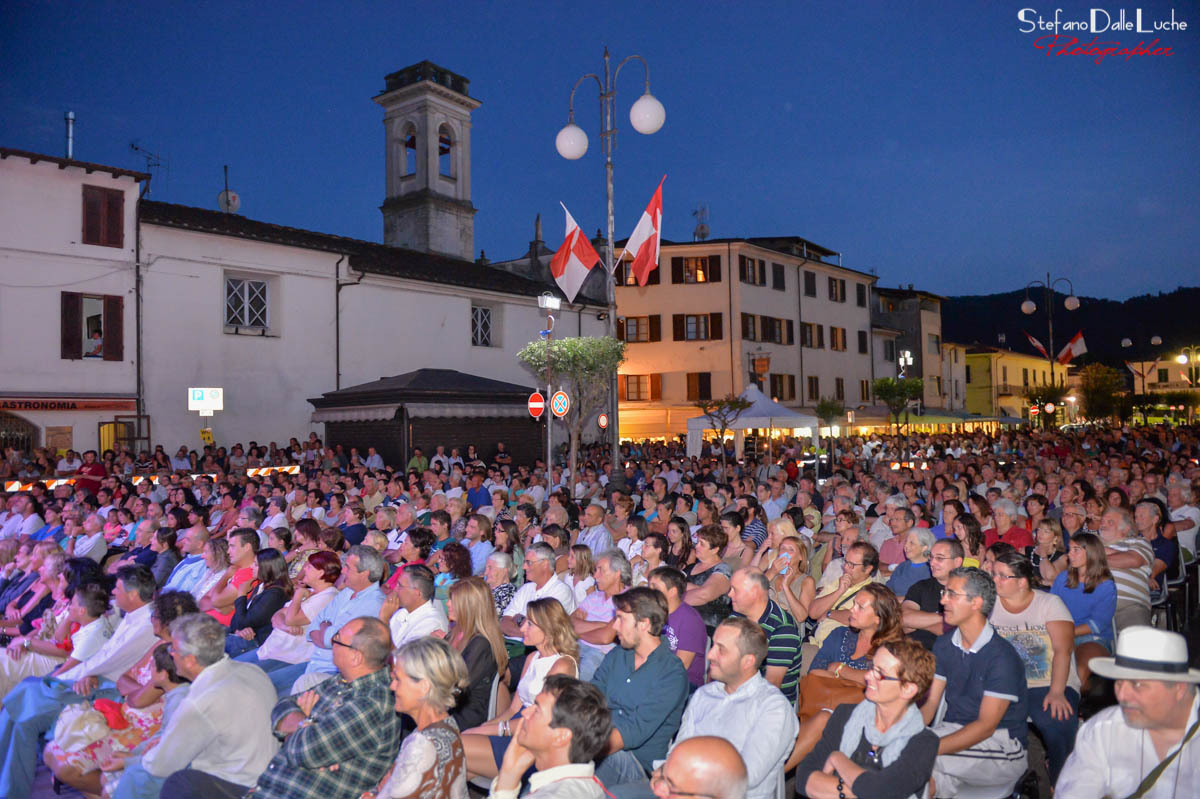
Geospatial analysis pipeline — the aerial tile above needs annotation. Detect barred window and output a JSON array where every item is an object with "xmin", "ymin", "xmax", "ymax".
[
  {"xmin": 471, "ymin": 306, "xmax": 492, "ymax": 347},
  {"xmin": 225, "ymin": 278, "xmax": 269, "ymax": 328}
]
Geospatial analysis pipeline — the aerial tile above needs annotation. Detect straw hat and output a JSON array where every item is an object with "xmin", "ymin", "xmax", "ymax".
[{"xmin": 1090, "ymin": 626, "xmax": 1200, "ymax": 683}]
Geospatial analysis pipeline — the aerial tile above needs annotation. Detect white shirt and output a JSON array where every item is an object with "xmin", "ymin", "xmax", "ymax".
[
  {"xmin": 365, "ymin": 453, "xmax": 386, "ymax": 470},
  {"xmin": 674, "ymin": 673, "xmax": 798, "ymax": 799},
  {"xmin": 57, "ymin": 457, "xmax": 82, "ymax": 473},
  {"xmin": 388, "ymin": 599, "xmax": 449, "ymax": 646},
  {"xmin": 73, "ymin": 531, "xmax": 107, "ymax": 563},
  {"xmin": 69, "ymin": 613, "xmax": 117, "ymax": 663},
  {"xmin": 143, "ymin": 656, "xmax": 279, "ymax": 785},
  {"xmin": 0, "ymin": 514, "xmax": 22, "ymax": 540},
  {"xmin": 489, "ymin": 762, "xmax": 606, "ymax": 799},
  {"xmin": 261, "ymin": 512, "xmax": 288, "ymax": 531},
  {"xmin": 17, "ymin": 513, "xmax": 44, "ymax": 538},
  {"xmin": 503, "ymin": 575, "xmax": 577, "ymax": 623},
  {"xmin": 255, "ymin": 586, "xmax": 339, "ymax": 665},
  {"xmin": 1057, "ymin": 691, "xmax": 1198, "ymax": 799},
  {"xmin": 1169, "ymin": 504, "xmax": 1200, "ymax": 559},
  {"xmin": 61, "ymin": 602, "xmax": 157, "ymax": 682}
]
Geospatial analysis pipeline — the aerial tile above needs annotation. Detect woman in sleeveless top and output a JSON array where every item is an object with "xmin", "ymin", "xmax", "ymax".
[
  {"xmin": 368, "ymin": 638, "xmax": 470, "ymax": 799},
  {"xmin": 460, "ymin": 597, "xmax": 579, "ymax": 780}
]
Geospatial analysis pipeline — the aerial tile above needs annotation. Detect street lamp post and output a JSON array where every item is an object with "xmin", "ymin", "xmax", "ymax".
[
  {"xmin": 556, "ymin": 47, "xmax": 665, "ymax": 492},
  {"xmin": 1020, "ymin": 273, "xmax": 1080, "ymax": 388},
  {"xmin": 1120, "ymin": 335, "xmax": 1163, "ymax": 394}
]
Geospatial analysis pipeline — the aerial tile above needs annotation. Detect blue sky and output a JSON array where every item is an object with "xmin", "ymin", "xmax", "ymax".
[{"xmin": 3, "ymin": 1, "xmax": 1196, "ymax": 298}]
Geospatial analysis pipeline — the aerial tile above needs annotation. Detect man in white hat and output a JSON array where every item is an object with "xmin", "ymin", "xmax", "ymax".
[{"xmin": 1056, "ymin": 625, "xmax": 1199, "ymax": 799}]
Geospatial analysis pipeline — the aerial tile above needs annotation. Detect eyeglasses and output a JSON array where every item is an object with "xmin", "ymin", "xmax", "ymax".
[
  {"xmin": 992, "ymin": 573, "xmax": 1018, "ymax": 581},
  {"xmin": 650, "ymin": 767, "xmax": 717, "ymax": 799},
  {"xmin": 929, "ymin": 554, "xmax": 957, "ymax": 562},
  {"xmin": 867, "ymin": 665, "xmax": 903, "ymax": 682},
  {"xmin": 330, "ymin": 636, "xmax": 356, "ymax": 651},
  {"xmin": 843, "ymin": 559, "xmax": 864, "ymax": 568}
]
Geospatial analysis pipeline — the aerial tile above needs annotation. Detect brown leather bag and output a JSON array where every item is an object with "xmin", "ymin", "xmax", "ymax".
[{"xmin": 796, "ymin": 672, "xmax": 866, "ymax": 722}]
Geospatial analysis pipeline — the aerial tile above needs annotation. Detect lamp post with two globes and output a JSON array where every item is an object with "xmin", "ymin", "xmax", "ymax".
[
  {"xmin": 1020, "ymin": 274, "xmax": 1080, "ymax": 389},
  {"xmin": 1120, "ymin": 335, "xmax": 1163, "ymax": 394},
  {"xmin": 556, "ymin": 47, "xmax": 666, "ymax": 486}
]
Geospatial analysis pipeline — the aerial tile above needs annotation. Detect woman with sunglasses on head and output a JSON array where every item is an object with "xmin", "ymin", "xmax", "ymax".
[
  {"xmin": 989, "ymin": 550, "xmax": 1079, "ymax": 784},
  {"xmin": 795, "ymin": 639, "xmax": 939, "ymax": 799}
]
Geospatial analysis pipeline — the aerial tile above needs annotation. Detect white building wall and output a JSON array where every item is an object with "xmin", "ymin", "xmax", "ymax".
[
  {"xmin": 794, "ymin": 258, "xmax": 875, "ymax": 408},
  {"xmin": 0, "ymin": 155, "xmax": 142, "ymax": 450},
  {"xmin": 942, "ymin": 342, "xmax": 968, "ymax": 410},
  {"xmin": 872, "ymin": 331, "xmax": 900, "ymax": 387}
]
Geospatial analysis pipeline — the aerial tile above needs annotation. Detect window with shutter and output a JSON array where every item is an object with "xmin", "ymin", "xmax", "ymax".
[
  {"xmin": 741, "ymin": 313, "xmax": 756, "ymax": 341},
  {"xmin": 671, "ymin": 257, "xmax": 684, "ymax": 284},
  {"xmin": 60, "ymin": 292, "xmax": 82, "ymax": 360},
  {"xmin": 650, "ymin": 374, "xmax": 662, "ymax": 401},
  {"xmin": 786, "ymin": 320, "xmax": 794, "ymax": 345},
  {"xmin": 673, "ymin": 314, "xmax": 686, "ymax": 341},
  {"xmin": 687, "ymin": 372, "xmax": 712, "ymax": 401},
  {"xmin": 626, "ymin": 375, "xmax": 650, "ymax": 401},
  {"xmin": 708, "ymin": 313, "xmax": 723, "ymax": 341},
  {"xmin": 787, "ymin": 375, "xmax": 796, "ymax": 400},
  {"xmin": 738, "ymin": 255, "xmax": 748, "ymax": 283},
  {"xmin": 858, "ymin": 330, "xmax": 869, "ymax": 354},
  {"xmin": 860, "ymin": 380, "xmax": 871, "ymax": 401},
  {"xmin": 807, "ymin": 376, "xmax": 820, "ymax": 401},
  {"xmin": 81, "ymin": 185, "xmax": 124, "ymax": 248},
  {"xmin": 803, "ymin": 271, "xmax": 816, "ymax": 297},
  {"xmin": 683, "ymin": 315, "xmax": 709, "ymax": 341},
  {"xmin": 771, "ymin": 263, "xmax": 784, "ymax": 290},
  {"xmin": 708, "ymin": 254, "xmax": 722, "ymax": 283},
  {"xmin": 623, "ymin": 316, "xmax": 650, "ymax": 342},
  {"xmin": 102, "ymin": 295, "xmax": 123, "ymax": 361},
  {"xmin": 62, "ymin": 291, "xmax": 123, "ymax": 361},
  {"xmin": 648, "ymin": 315, "xmax": 662, "ymax": 342},
  {"xmin": 817, "ymin": 325, "xmax": 825, "ymax": 349},
  {"xmin": 856, "ymin": 283, "xmax": 867, "ymax": 307},
  {"xmin": 757, "ymin": 259, "xmax": 766, "ymax": 286},
  {"xmin": 835, "ymin": 377, "xmax": 845, "ymax": 401}
]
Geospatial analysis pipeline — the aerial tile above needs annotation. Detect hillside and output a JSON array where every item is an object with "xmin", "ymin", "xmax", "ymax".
[{"xmin": 941, "ymin": 286, "xmax": 1200, "ymax": 369}]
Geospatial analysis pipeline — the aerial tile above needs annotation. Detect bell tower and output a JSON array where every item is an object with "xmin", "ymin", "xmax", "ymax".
[{"xmin": 375, "ymin": 61, "xmax": 480, "ymax": 260}]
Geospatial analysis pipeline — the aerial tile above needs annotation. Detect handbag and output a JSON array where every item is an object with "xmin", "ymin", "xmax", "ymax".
[
  {"xmin": 52, "ymin": 703, "xmax": 110, "ymax": 752},
  {"xmin": 796, "ymin": 672, "xmax": 866, "ymax": 722}
]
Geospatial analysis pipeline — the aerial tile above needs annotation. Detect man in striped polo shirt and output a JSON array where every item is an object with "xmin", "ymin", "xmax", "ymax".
[
  {"xmin": 729, "ymin": 568, "xmax": 803, "ymax": 703},
  {"xmin": 1098, "ymin": 507, "xmax": 1153, "ymax": 632}
]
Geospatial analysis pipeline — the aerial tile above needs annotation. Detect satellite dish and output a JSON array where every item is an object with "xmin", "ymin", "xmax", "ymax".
[{"xmin": 218, "ymin": 190, "xmax": 240, "ymax": 213}]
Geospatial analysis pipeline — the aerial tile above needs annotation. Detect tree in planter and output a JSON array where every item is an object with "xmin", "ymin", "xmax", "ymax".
[
  {"xmin": 1077, "ymin": 363, "xmax": 1126, "ymax": 422},
  {"xmin": 1022, "ymin": 384, "xmax": 1069, "ymax": 429},
  {"xmin": 693, "ymin": 394, "xmax": 753, "ymax": 475},
  {"xmin": 872, "ymin": 378, "xmax": 924, "ymax": 432},
  {"xmin": 814, "ymin": 397, "xmax": 845, "ymax": 479},
  {"xmin": 517, "ymin": 336, "xmax": 626, "ymax": 485}
]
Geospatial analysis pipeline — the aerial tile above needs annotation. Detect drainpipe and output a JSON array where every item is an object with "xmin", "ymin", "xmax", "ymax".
[
  {"xmin": 333, "ymin": 255, "xmax": 361, "ymax": 389},
  {"xmin": 135, "ymin": 174, "xmax": 151, "ymax": 423},
  {"xmin": 727, "ymin": 242, "xmax": 735, "ymax": 392}
]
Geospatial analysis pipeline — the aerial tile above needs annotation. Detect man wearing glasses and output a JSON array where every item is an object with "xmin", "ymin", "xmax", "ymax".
[
  {"xmin": 920, "ymin": 567, "xmax": 1028, "ymax": 798},
  {"xmin": 901, "ymin": 538, "xmax": 964, "ymax": 650},
  {"xmin": 250, "ymin": 617, "xmax": 402, "ymax": 799}
]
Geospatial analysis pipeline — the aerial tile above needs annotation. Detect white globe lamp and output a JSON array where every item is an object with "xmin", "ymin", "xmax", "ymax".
[
  {"xmin": 1020, "ymin": 299, "xmax": 1037, "ymax": 315},
  {"xmin": 629, "ymin": 92, "xmax": 665, "ymax": 135},
  {"xmin": 555, "ymin": 123, "xmax": 588, "ymax": 160},
  {"xmin": 1064, "ymin": 295, "xmax": 1080, "ymax": 311}
]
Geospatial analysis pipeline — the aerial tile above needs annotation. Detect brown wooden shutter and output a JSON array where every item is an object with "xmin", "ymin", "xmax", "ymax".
[
  {"xmin": 687, "ymin": 372, "xmax": 699, "ymax": 401},
  {"xmin": 618, "ymin": 374, "xmax": 628, "ymax": 401},
  {"xmin": 672, "ymin": 314, "xmax": 686, "ymax": 341},
  {"xmin": 817, "ymin": 325, "xmax": 825, "ymax": 349},
  {"xmin": 102, "ymin": 295, "xmax": 124, "ymax": 361},
  {"xmin": 647, "ymin": 266, "xmax": 660, "ymax": 285},
  {"xmin": 82, "ymin": 187, "xmax": 103, "ymax": 245},
  {"xmin": 671, "ymin": 257, "xmax": 684, "ymax": 284},
  {"xmin": 738, "ymin": 255, "xmax": 747, "ymax": 282},
  {"xmin": 649, "ymin": 315, "xmax": 661, "ymax": 342},
  {"xmin": 786, "ymin": 319, "xmax": 795, "ymax": 345},
  {"xmin": 708, "ymin": 313, "xmax": 722, "ymax": 341},
  {"xmin": 650, "ymin": 374, "xmax": 662, "ymax": 401},
  {"xmin": 700, "ymin": 372, "xmax": 712, "ymax": 400},
  {"xmin": 61, "ymin": 292, "xmax": 82, "ymax": 360},
  {"xmin": 107, "ymin": 190, "xmax": 124, "ymax": 248},
  {"xmin": 708, "ymin": 255, "xmax": 721, "ymax": 282},
  {"xmin": 757, "ymin": 260, "xmax": 766, "ymax": 286},
  {"xmin": 616, "ymin": 318, "xmax": 626, "ymax": 341}
]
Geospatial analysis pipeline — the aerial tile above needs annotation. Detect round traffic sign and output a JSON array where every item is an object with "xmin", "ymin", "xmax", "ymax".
[
  {"xmin": 1029, "ymin": 406, "xmax": 1040, "ymax": 416},
  {"xmin": 551, "ymin": 391, "xmax": 570, "ymax": 418},
  {"xmin": 528, "ymin": 392, "xmax": 545, "ymax": 419},
  {"xmin": 598, "ymin": 413, "xmax": 609, "ymax": 429},
  {"xmin": 1044, "ymin": 402, "xmax": 1056, "ymax": 413}
]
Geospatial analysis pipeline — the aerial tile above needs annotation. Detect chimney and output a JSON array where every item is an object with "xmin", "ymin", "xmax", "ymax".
[{"xmin": 65, "ymin": 111, "xmax": 75, "ymax": 159}]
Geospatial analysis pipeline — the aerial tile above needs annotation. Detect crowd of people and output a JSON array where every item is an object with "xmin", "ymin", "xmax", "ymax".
[{"xmin": 0, "ymin": 422, "xmax": 1196, "ymax": 799}]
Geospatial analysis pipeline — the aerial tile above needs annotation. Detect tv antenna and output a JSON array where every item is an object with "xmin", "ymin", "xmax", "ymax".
[
  {"xmin": 691, "ymin": 203, "xmax": 710, "ymax": 241},
  {"xmin": 129, "ymin": 141, "xmax": 167, "ymax": 195},
  {"xmin": 217, "ymin": 165, "xmax": 241, "ymax": 214}
]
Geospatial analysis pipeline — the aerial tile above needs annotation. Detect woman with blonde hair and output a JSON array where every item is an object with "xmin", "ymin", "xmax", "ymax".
[
  {"xmin": 373, "ymin": 636, "xmax": 471, "ymax": 799},
  {"xmin": 460, "ymin": 597, "xmax": 578, "ymax": 780},
  {"xmin": 1027, "ymin": 518, "xmax": 1067, "ymax": 584},
  {"xmin": 565, "ymin": 544, "xmax": 595, "ymax": 606},
  {"xmin": 771, "ymin": 535, "xmax": 816, "ymax": 624},
  {"xmin": 447, "ymin": 496, "xmax": 470, "ymax": 540},
  {"xmin": 444, "ymin": 577, "xmax": 509, "ymax": 731},
  {"xmin": 751, "ymin": 515, "xmax": 800, "ymax": 572}
]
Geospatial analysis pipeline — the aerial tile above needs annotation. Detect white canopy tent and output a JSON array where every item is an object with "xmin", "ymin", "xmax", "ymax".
[{"xmin": 686, "ymin": 385, "xmax": 820, "ymax": 459}]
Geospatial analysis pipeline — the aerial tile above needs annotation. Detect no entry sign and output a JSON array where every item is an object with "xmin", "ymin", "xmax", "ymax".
[
  {"xmin": 528, "ymin": 392, "xmax": 545, "ymax": 418},
  {"xmin": 551, "ymin": 390, "xmax": 570, "ymax": 418}
]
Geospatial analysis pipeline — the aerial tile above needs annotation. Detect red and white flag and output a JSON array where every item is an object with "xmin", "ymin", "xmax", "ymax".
[
  {"xmin": 1056, "ymin": 331, "xmax": 1087, "ymax": 365},
  {"xmin": 1025, "ymin": 332, "xmax": 1050, "ymax": 360},
  {"xmin": 621, "ymin": 176, "xmax": 665, "ymax": 286},
  {"xmin": 548, "ymin": 203, "xmax": 601, "ymax": 303}
]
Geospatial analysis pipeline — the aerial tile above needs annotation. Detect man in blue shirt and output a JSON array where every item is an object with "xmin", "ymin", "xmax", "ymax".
[
  {"xmin": 921, "ymin": 567, "xmax": 1028, "ymax": 798},
  {"xmin": 590, "ymin": 587, "xmax": 689, "ymax": 787},
  {"xmin": 241, "ymin": 545, "xmax": 386, "ymax": 697},
  {"xmin": 163, "ymin": 526, "xmax": 210, "ymax": 596},
  {"xmin": 466, "ymin": 471, "xmax": 491, "ymax": 511}
]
